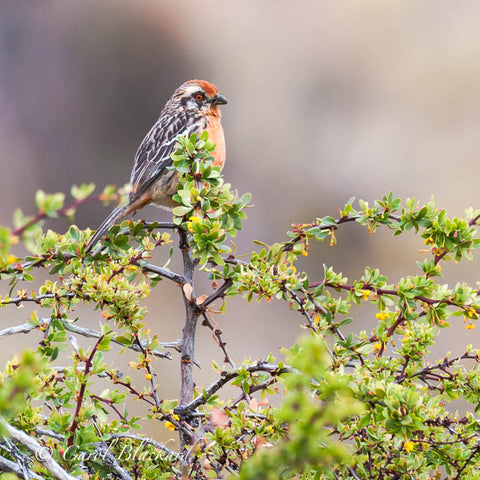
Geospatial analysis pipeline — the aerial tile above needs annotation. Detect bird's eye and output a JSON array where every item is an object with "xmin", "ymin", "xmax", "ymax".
[{"xmin": 195, "ymin": 94, "xmax": 204, "ymax": 101}]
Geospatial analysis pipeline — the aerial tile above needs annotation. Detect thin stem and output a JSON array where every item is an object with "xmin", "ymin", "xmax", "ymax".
[
  {"xmin": 12, "ymin": 193, "xmax": 105, "ymax": 237},
  {"xmin": 68, "ymin": 335, "xmax": 104, "ymax": 447}
]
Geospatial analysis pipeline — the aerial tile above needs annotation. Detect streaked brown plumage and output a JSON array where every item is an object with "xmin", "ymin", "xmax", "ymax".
[{"xmin": 85, "ymin": 79, "xmax": 227, "ymax": 252}]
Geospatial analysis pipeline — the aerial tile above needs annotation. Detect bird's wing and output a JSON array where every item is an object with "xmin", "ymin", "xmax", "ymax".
[{"xmin": 129, "ymin": 111, "xmax": 200, "ymax": 201}]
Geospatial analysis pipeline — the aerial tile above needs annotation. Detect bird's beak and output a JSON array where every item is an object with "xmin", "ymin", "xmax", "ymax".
[{"xmin": 211, "ymin": 94, "xmax": 228, "ymax": 105}]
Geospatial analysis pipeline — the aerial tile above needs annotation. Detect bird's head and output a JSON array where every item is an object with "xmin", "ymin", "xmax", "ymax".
[{"xmin": 174, "ymin": 79, "xmax": 228, "ymax": 115}]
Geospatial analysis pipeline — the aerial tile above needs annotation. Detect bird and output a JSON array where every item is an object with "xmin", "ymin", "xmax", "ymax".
[{"xmin": 85, "ymin": 79, "xmax": 228, "ymax": 253}]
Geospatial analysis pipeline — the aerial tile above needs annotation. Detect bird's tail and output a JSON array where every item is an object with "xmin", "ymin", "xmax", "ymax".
[{"xmin": 85, "ymin": 205, "xmax": 130, "ymax": 253}]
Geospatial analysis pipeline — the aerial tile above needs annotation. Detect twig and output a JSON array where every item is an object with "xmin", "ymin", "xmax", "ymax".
[
  {"xmin": 200, "ymin": 313, "xmax": 236, "ymax": 367},
  {"xmin": 35, "ymin": 428, "xmax": 65, "ymax": 441},
  {"xmin": 0, "ymin": 319, "xmax": 173, "ymax": 360},
  {"xmin": 12, "ymin": 193, "xmax": 104, "ymax": 237},
  {"xmin": 0, "ymin": 292, "xmax": 75, "ymax": 307},
  {"xmin": 177, "ymin": 362, "xmax": 291, "ymax": 414},
  {"xmin": 283, "ymin": 213, "xmax": 402, "ymax": 252},
  {"xmin": 90, "ymin": 395, "xmax": 127, "ymax": 421},
  {"xmin": 136, "ymin": 260, "xmax": 187, "ymax": 285},
  {"xmin": 68, "ymin": 335, "xmax": 104, "ymax": 447},
  {"xmin": 0, "ymin": 454, "xmax": 44, "ymax": 480},
  {"xmin": 142, "ymin": 221, "xmax": 177, "ymax": 230},
  {"xmin": 133, "ymin": 335, "xmax": 162, "ymax": 409},
  {"xmin": 203, "ymin": 279, "xmax": 233, "ymax": 307}
]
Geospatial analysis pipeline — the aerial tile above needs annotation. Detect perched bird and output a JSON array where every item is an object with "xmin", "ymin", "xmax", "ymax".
[{"xmin": 85, "ymin": 79, "xmax": 227, "ymax": 252}]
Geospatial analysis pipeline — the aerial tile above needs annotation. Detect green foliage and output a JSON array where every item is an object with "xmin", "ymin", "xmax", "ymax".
[
  {"xmin": 0, "ymin": 350, "xmax": 47, "ymax": 426},
  {"xmin": 239, "ymin": 336, "xmax": 363, "ymax": 480},
  {"xmin": 1, "ymin": 136, "xmax": 480, "ymax": 478},
  {"xmin": 171, "ymin": 131, "xmax": 250, "ymax": 265}
]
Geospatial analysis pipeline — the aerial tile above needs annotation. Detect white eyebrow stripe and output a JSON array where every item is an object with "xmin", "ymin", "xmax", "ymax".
[{"xmin": 183, "ymin": 85, "xmax": 203, "ymax": 96}]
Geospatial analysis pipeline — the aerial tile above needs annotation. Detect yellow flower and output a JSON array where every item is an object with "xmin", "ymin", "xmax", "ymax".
[
  {"xmin": 165, "ymin": 421, "xmax": 175, "ymax": 431},
  {"xmin": 467, "ymin": 307, "xmax": 477, "ymax": 318},
  {"xmin": 145, "ymin": 373, "xmax": 152, "ymax": 380},
  {"xmin": 404, "ymin": 440, "xmax": 415, "ymax": 453},
  {"xmin": 423, "ymin": 237, "xmax": 434, "ymax": 246},
  {"xmin": 7, "ymin": 254, "xmax": 17, "ymax": 265},
  {"xmin": 466, "ymin": 323, "xmax": 475, "ymax": 330},
  {"xmin": 373, "ymin": 343, "xmax": 382, "ymax": 352},
  {"xmin": 186, "ymin": 216, "xmax": 201, "ymax": 233},
  {"xmin": 376, "ymin": 312, "xmax": 387, "ymax": 321},
  {"xmin": 360, "ymin": 290, "xmax": 371, "ymax": 301}
]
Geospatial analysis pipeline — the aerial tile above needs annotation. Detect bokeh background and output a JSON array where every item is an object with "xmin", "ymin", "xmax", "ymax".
[{"xmin": 2, "ymin": 0, "xmax": 480, "ymax": 440}]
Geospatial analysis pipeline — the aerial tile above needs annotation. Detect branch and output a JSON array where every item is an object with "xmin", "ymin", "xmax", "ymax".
[
  {"xmin": 35, "ymin": 428, "xmax": 65, "ymax": 441},
  {"xmin": 0, "ymin": 454, "xmax": 44, "ymax": 480},
  {"xmin": 178, "ymin": 228, "xmax": 199, "ymax": 448},
  {"xmin": 402, "ymin": 352, "xmax": 478, "ymax": 383},
  {"xmin": 0, "ymin": 292, "xmax": 75, "ymax": 307},
  {"xmin": 88, "ymin": 442, "xmax": 133, "ymax": 480},
  {"xmin": 1, "ymin": 417, "xmax": 78, "ymax": 480},
  {"xmin": 0, "ymin": 319, "xmax": 173, "ymax": 360},
  {"xmin": 176, "ymin": 362, "xmax": 291, "ymax": 414},
  {"xmin": 283, "ymin": 213, "xmax": 401, "ymax": 252},
  {"xmin": 321, "ymin": 280, "xmax": 474, "ymax": 311},
  {"xmin": 202, "ymin": 278, "xmax": 233, "ymax": 307},
  {"xmin": 136, "ymin": 260, "xmax": 187, "ymax": 285}
]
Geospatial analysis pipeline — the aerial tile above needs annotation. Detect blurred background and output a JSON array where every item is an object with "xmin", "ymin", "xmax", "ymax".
[{"xmin": 1, "ymin": 0, "xmax": 480, "ymax": 440}]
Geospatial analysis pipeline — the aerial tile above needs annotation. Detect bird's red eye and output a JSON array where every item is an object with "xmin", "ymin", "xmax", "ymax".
[{"xmin": 195, "ymin": 94, "xmax": 204, "ymax": 101}]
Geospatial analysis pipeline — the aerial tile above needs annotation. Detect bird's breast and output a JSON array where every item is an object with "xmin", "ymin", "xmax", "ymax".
[{"xmin": 205, "ymin": 114, "xmax": 226, "ymax": 170}]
